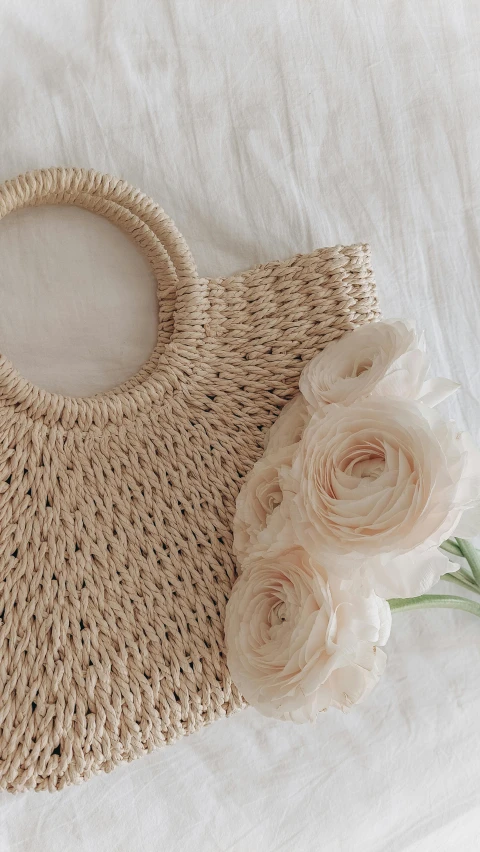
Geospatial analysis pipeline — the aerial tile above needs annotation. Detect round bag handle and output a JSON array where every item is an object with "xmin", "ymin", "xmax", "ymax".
[
  {"xmin": 0, "ymin": 167, "xmax": 198, "ymax": 279},
  {"xmin": 0, "ymin": 166, "xmax": 201, "ymax": 351}
]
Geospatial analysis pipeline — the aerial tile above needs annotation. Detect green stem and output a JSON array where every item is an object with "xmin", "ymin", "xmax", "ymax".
[
  {"xmin": 440, "ymin": 539, "xmax": 463, "ymax": 557},
  {"xmin": 456, "ymin": 538, "xmax": 480, "ymax": 586},
  {"xmin": 389, "ymin": 594, "xmax": 480, "ymax": 619},
  {"xmin": 440, "ymin": 571, "xmax": 480, "ymax": 594}
]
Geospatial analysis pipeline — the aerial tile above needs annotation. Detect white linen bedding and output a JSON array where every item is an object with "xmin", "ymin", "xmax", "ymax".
[{"xmin": 1, "ymin": 1, "xmax": 480, "ymax": 849}]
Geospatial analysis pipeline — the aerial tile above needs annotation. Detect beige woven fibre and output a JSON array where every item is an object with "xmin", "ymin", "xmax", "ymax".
[{"xmin": 0, "ymin": 167, "xmax": 380, "ymax": 792}]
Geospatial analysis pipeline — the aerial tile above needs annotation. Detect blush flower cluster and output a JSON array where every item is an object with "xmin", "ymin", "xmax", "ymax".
[{"xmin": 226, "ymin": 320, "xmax": 480, "ymax": 721}]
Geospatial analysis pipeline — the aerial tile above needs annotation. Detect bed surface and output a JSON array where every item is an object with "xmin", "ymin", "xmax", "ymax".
[{"xmin": 1, "ymin": 2, "xmax": 480, "ymax": 849}]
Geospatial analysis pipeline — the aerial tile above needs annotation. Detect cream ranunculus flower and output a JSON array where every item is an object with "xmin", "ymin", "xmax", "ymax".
[
  {"xmin": 286, "ymin": 398, "xmax": 480, "ymax": 598},
  {"xmin": 299, "ymin": 319, "xmax": 458, "ymax": 413},
  {"xmin": 225, "ymin": 543, "xmax": 391, "ymax": 722},
  {"xmin": 234, "ymin": 395, "xmax": 308, "ymax": 566},
  {"xmin": 264, "ymin": 394, "xmax": 309, "ymax": 452},
  {"xmin": 233, "ymin": 445, "xmax": 296, "ymax": 565}
]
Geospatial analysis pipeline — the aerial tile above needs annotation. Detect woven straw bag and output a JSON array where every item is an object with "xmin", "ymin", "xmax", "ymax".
[{"xmin": 0, "ymin": 168, "xmax": 379, "ymax": 792}]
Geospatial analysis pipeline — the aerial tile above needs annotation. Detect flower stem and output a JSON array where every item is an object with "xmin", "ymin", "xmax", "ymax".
[
  {"xmin": 389, "ymin": 594, "xmax": 480, "ymax": 619},
  {"xmin": 440, "ymin": 539, "xmax": 463, "ymax": 557},
  {"xmin": 439, "ymin": 539, "xmax": 478, "ymax": 588},
  {"xmin": 440, "ymin": 571, "xmax": 480, "ymax": 594},
  {"xmin": 456, "ymin": 538, "xmax": 480, "ymax": 587}
]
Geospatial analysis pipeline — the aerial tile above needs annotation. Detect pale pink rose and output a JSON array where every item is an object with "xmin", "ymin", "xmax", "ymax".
[
  {"xmin": 286, "ymin": 398, "xmax": 480, "ymax": 598},
  {"xmin": 234, "ymin": 395, "xmax": 308, "ymax": 565},
  {"xmin": 264, "ymin": 394, "xmax": 309, "ymax": 452},
  {"xmin": 299, "ymin": 319, "xmax": 458, "ymax": 413},
  {"xmin": 225, "ymin": 545, "xmax": 391, "ymax": 722},
  {"xmin": 233, "ymin": 445, "xmax": 296, "ymax": 565}
]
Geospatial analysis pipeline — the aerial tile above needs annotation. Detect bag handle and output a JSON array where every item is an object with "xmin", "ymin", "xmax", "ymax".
[{"xmin": 0, "ymin": 167, "xmax": 201, "ymax": 348}]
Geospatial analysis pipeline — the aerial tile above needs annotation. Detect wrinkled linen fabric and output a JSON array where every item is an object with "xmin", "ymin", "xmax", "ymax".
[{"xmin": 1, "ymin": 1, "xmax": 480, "ymax": 850}]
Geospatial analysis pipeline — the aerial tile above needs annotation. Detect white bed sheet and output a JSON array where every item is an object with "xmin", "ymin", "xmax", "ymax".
[{"xmin": 1, "ymin": 1, "xmax": 480, "ymax": 849}]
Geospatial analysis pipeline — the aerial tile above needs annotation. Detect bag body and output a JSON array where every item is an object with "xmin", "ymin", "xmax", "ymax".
[{"xmin": 0, "ymin": 168, "xmax": 379, "ymax": 791}]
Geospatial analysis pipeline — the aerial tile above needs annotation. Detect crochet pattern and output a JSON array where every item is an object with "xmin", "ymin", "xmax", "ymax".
[{"xmin": 0, "ymin": 168, "xmax": 379, "ymax": 791}]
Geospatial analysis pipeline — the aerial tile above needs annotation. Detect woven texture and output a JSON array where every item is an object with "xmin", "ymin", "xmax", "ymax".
[{"xmin": 0, "ymin": 167, "xmax": 380, "ymax": 792}]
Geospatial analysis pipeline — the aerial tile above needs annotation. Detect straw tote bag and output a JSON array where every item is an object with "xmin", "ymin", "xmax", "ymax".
[{"xmin": 0, "ymin": 167, "xmax": 379, "ymax": 791}]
